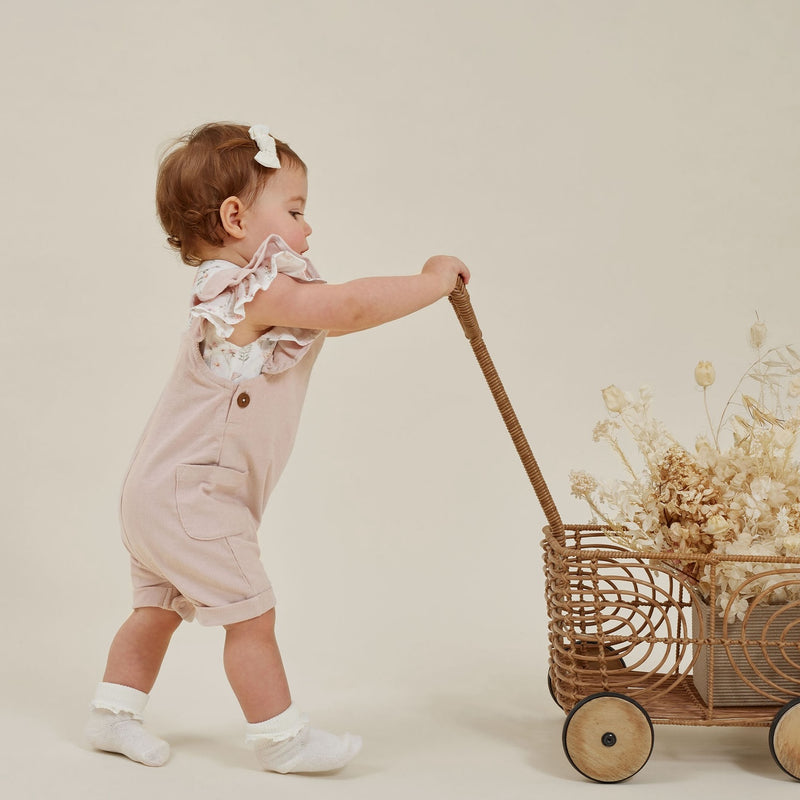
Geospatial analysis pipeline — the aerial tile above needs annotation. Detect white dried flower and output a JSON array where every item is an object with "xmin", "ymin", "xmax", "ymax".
[
  {"xmin": 783, "ymin": 534, "xmax": 800, "ymax": 554},
  {"xmin": 750, "ymin": 475, "xmax": 772, "ymax": 502},
  {"xmin": 592, "ymin": 419, "xmax": 618, "ymax": 443},
  {"xmin": 574, "ymin": 329, "xmax": 800, "ymax": 619},
  {"xmin": 777, "ymin": 508, "xmax": 792, "ymax": 538},
  {"xmin": 694, "ymin": 361, "xmax": 715, "ymax": 388},
  {"xmin": 749, "ymin": 320, "xmax": 767, "ymax": 349},
  {"xmin": 602, "ymin": 385, "xmax": 628, "ymax": 413},
  {"xmin": 773, "ymin": 427, "xmax": 795, "ymax": 450},
  {"xmin": 705, "ymin": 514, "xmax": 731, "ymax": 537},
  {"xmin": 728, "ymin": 595, "xmax": 749, "ymax": 620},
  {"xmin": 569, "ymin": 470, "xmax": 597, "ymax": 498},
  {"xmin": 638, "ymin": 385, "xmax": 654, "ymax": 407}
]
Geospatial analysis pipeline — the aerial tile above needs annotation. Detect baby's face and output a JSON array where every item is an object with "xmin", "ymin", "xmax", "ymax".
[{"xmin": 243, "ymin": 164, "xmax": 312, "ymax": 256}]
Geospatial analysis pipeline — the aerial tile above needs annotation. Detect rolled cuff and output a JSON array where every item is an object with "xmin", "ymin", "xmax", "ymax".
[
  {"xmin": 132, "ymin": 586, "xmax": 276, "ymax": 627},
  {"xmin": 90, "ymin": 682, "xmax": 149, "ymax": 719},
  {"xmin": 193, "ymin": 587, "xmax": 277, "ymax": 627}
]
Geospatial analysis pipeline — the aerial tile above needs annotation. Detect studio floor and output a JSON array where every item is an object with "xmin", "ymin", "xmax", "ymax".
[{"xmin": 4, "ymin": 633, "xmax": 800, "ymax": 800}]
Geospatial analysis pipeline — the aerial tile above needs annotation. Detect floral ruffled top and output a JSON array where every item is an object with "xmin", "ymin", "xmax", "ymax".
[{"xmin": 190, "ymin": 235, "xmax": 325, "ymax": 381}]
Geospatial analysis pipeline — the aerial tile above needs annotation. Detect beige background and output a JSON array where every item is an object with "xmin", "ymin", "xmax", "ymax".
[{"xmin": 3, "ymin": 0, "xmax": 800, "ymax": 797}]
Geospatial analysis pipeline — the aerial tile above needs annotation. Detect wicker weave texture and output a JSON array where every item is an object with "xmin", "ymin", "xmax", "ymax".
[
  {"xmin": 447, "ymin": 281, "xmax": 800, "ymax": 729},
  {"xmin": 544, "ymin": 525, "xmax": 800, "ymax": 725}
]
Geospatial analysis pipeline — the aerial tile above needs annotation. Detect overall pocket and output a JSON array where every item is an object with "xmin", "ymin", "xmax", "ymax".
[{"xmin": 175, "ymin": 464, "xmax": 255, "ymax": 540}]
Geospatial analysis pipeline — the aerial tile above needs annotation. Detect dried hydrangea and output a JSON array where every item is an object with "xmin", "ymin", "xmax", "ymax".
[{"xmin": 573, "ymin": 318, "xmax": 800, "ymax": 619}]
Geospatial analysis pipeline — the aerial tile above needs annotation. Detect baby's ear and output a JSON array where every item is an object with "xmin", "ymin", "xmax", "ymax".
[{"xmin": 219, "ymin": 196, "xmax": 246, "ymax": 239}]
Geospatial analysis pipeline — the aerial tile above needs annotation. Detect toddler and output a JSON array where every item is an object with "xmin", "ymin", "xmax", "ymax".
[{"xmin": 85, "ymin": 122, "xmax": 470, "ymax": 773}]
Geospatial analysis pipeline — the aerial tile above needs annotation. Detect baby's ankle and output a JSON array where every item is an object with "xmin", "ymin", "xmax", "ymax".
[
  {"xmin": 86, "ymin": 682, "xmax": 169, "ymax": 767},
  {"xmin": 246, "ymin": 705, "xmax": 361, "ymax": 774}
]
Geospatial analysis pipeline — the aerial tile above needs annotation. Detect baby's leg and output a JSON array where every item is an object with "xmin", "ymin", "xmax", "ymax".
[
  {"xmin": 102, "ymin": 606, "xmax": 182, "ymax": 691},
  {"xmin": 223, "ymin": 608, "xmax": 291, "ymax": 722},
  {"xmin": 224, "ymin": 610, "xmax": 361, "ymax": 773},
  {"xmin": 86, "ymin": 607, "xmax": 181, "ymax": 766}
]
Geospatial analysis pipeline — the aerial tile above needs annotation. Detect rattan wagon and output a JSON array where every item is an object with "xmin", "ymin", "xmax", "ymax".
[{"xmin": 448, "ymin": 280, "xmax": 800, "ymax": 783}]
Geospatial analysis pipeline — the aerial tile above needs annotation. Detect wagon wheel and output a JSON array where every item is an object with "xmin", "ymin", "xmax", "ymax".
[
  {"xmin": 562, "ymin": 692, "xmax": 653, "ymax": 783},
  {"xmin": 770, "ymin": 698, "xmax": 800, "ymax": 780}
]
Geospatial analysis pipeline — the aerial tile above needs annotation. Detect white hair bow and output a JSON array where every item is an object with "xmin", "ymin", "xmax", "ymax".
[{"xmin": 248, "ymin": 124, "xmax": 281, "ymax": 169}]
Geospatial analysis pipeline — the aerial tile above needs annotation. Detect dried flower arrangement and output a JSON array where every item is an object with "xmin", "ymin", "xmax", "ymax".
[{"xmin": 570, "ymin": 320, "xmax": 800, "ymax": 619}]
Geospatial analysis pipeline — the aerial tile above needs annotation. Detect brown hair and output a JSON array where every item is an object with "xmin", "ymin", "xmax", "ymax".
[{"xmin": 155, "ymin": 122, "xmax": 306, "ymax": 266}]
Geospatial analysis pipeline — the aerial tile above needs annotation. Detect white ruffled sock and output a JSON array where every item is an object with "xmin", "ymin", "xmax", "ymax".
[
  {"xmin": 246, "ymin": 704, "xmax": 362, "ymax": 774},
  {"xmin": 85, "ymin": 682, "xmax": 170, "ymax": 767}
]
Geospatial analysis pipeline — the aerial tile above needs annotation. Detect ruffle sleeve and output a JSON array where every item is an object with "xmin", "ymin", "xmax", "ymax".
[{"xmin": 190, "ymin": 235, "xmax": 325, "ymax": 375}]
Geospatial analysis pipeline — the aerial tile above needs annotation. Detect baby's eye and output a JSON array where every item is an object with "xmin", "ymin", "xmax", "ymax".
[{"xmin": 290, "ymin": 211, "xmax": 304, "ymax": 219}]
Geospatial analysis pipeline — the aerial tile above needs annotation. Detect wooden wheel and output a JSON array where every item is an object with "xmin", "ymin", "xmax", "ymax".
[
  {"xmin": 562, "ymin": 692, "xmax": 653, "ymax": 783},
  {"xmin": 770, "ymin": 698, "xmax": 800, "ymax": 780}
]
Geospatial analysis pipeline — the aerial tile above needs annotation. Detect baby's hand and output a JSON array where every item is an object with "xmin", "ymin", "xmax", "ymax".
[{"xmin": 422, "ymin": 255, "xmax": 471, "ymax": 296}]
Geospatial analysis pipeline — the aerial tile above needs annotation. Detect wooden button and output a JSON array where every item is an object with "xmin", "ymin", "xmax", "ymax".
[{"xmin": 237, "ymin": 392, "xmax": 250, "ymax": 408}]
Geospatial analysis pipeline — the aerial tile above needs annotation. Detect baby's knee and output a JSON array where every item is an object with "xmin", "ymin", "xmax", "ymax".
[
  {"xmin": 224, "ymin": 608, "xmax": 277, "ymax": 636},
  {"xmin": 132, "ymin": 606, "xmax": 183, "ymax": 634}
]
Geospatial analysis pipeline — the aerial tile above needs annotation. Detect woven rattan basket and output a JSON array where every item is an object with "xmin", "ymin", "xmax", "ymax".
[{"xmin": 447, "ymin": 279, "xmax": 800, "ymax": 783}]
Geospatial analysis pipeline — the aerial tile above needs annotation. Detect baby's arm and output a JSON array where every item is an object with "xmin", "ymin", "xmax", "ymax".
[{"xmin": 239, "ymin": 255, "xmax": 470, "ymax": 336}]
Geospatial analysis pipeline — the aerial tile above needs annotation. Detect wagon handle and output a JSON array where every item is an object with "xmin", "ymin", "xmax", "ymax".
[{"xmin": 448, "ymin": 277, "xmax": 565, "ymax": 542}]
